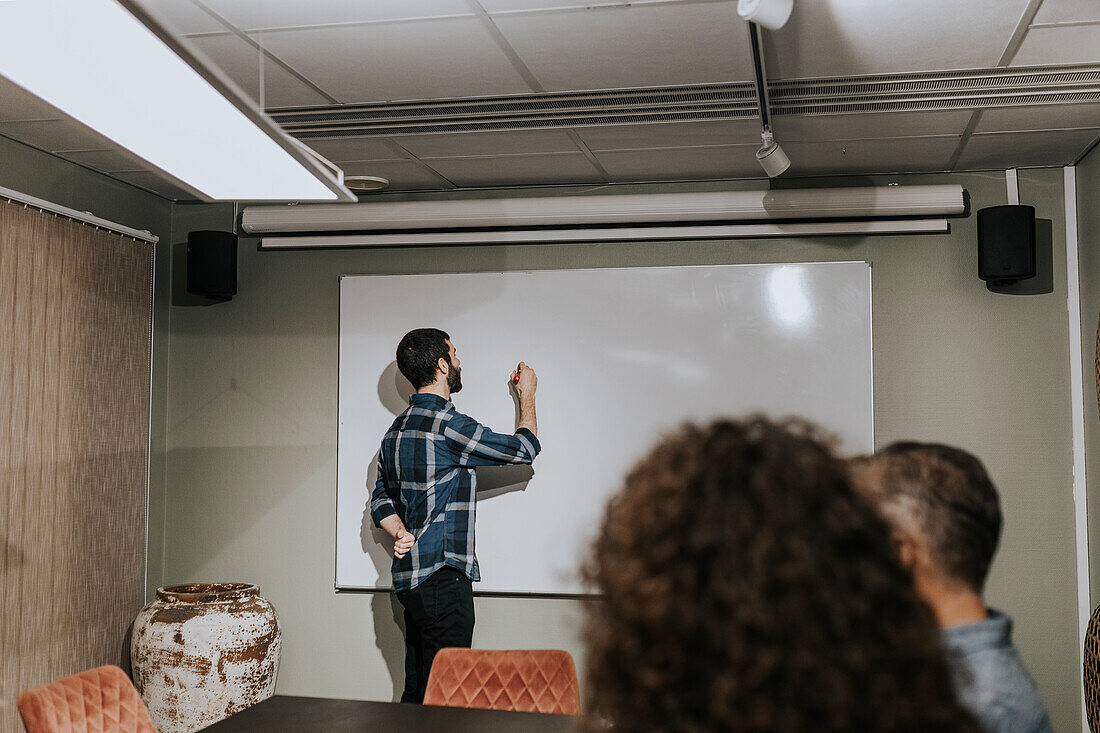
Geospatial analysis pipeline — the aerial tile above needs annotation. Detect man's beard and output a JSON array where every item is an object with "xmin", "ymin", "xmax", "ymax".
[{"xmin": 447, "ymin": 364, "xmax": 462, "ymax": 393}]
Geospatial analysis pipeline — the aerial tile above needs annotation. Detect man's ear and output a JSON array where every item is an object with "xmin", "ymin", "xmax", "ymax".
[
  {"xmin": 437, "ymin": 357, "xmax": 449, "ymax": 375},
  {"xmin": 891, "ymin": 529, "xmax": 920, "ymax": 573}
]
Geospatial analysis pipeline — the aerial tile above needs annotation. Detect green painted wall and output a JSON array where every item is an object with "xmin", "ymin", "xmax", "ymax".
[
  {"xmin": 157, "ymin": 169, "xmax": 1081, "ymax": 730},
  {"xmin": 0, "ymin": 135, "xmax": 173, "ymax": 605},
  {"xmin": 4, "ymin": 128, "xmax": 1080, "ymax": 730},
  {"xmin": 1078, "ymin": 146, "xmax": 1100, "ymax": 614}
]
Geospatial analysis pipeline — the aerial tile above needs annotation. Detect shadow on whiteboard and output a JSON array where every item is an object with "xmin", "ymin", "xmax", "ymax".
[
  {"xmin": 476, "ymin": 464, "xmax": 534, "ymax": 500},
  {"xmin": 378, "ymin": 361, "xmax": 414, "ymax": 416},
  {"xmin": 361, "ymin": 450, "xmax": 397, "ymax": 581}
]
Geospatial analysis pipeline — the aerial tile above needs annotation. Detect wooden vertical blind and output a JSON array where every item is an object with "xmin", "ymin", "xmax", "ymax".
[{"xmin": 0, "ymin": 199, "xmax": 153, "ymax": 733}]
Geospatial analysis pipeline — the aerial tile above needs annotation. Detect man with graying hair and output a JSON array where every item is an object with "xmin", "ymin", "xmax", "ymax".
[{"xmin": 849, "ymin": 442, "xmax": 1053, "ymax": 733}]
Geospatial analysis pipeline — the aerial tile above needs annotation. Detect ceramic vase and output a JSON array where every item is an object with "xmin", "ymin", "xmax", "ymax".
[{"xmin": 131, "ymin": 583, "xmax": 281, "ymax": 733}]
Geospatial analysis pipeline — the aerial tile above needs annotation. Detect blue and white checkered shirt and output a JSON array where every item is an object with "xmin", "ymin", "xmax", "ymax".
[{"xmin": 370, "ymin": 393, "xmax": 541, "ymax": 593}]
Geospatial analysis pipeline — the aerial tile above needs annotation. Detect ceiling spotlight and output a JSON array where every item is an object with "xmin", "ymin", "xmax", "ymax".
[
  {"xmin": 745, "ymin": 21, "xmax": 791, "ymax": 177},
  {"xmin": 737, "ymin": 0, "xmax": 793, "ymax": 30},
  {"xmin": 756, "ymin": 130, "xmax": 791, "ymax": 177}
]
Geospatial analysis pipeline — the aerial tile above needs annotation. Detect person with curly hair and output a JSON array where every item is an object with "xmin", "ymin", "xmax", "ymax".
[{"xmin": 584, "ymin": 417, "xmax": 983, "ymax": 733}]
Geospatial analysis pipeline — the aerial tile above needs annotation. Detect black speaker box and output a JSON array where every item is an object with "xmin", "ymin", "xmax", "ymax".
[
  {"xmin": 187, "ymin": 230, "xmax": 237, "ymax": 301},
  {"xmin": 977, "ymin": 205, "xmax": 1036, "ymax": 285}
]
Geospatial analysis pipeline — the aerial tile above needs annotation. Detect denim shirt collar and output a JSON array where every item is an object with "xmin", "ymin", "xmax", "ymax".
[
  {"xmin": 941, "ymin": 609, "xmax": 1013, "ymax": 657},
  {"xmin": 409, "ymin": 393, "xmax": 451, "ymax": 410}
]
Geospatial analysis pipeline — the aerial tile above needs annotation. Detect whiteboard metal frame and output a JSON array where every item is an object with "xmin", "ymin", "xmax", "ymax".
[{"xmin": 335, "ymin": 261, "xmax": 875, "ymax": 596}]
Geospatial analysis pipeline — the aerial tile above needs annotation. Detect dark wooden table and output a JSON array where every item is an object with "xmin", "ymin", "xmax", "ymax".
[{"xmin": 200, "ymin": 695, "xmax": 580, "ymax": 732}]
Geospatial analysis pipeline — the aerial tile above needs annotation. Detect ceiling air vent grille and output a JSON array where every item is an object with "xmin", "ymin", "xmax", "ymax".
[
  {"xmin": 271, "ymin": 63, "xmax": 1100, "ymax": 138},
  {"xmin": 781, "ymin": 90, "xmax": 1100, "ymax": 116},
  {"xmin": 291, "ymin": 108, "xmax": 762, "ymax": 139}
]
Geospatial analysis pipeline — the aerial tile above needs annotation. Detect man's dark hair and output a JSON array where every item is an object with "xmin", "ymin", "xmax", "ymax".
[
  {"xmin": 850, "ymin": 441, "xmax": 1002, "ymax": 592},
  {"xmin": 396, "ymin": 328, "xmax": 451, "ymax": 389},
  {"xmin": 583, "ymin": 417, "xmax": 982, "ymax": 733}
]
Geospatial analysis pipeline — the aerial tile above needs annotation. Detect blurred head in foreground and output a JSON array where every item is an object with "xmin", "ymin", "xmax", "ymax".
[{"xmin": 584, "ymin": 417, "xmax": 981, "ymax": 733}]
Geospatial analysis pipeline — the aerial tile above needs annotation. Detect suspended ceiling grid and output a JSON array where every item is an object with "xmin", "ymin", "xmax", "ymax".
[{"xmin": 0, "ymin": 0, "xmax": 1097, "ymax": 200}]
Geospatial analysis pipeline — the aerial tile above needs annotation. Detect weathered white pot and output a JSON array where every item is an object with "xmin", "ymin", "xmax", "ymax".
[{"xmin": 131, "ymin": 583, "xmax": 281, "ymax": 733}]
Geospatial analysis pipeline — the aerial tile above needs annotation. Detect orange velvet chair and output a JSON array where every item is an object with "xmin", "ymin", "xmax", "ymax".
[
  {"xmin": 423, "ymin": 648, "xmax": 580, "ymax": 715},
  {"xmin": 17, "ymin": 665, "xmax": 155, "ymax": 733}
]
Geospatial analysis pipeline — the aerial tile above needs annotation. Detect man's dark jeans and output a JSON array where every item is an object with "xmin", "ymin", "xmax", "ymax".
[{"xmin": 396, "ymin": 566, "xmax": 475, "ymax": 704}]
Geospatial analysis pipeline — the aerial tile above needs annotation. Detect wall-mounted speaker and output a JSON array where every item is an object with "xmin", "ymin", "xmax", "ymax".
[
  {"xmin": 186, "ymin": 230, "xmax": 237, "ymax": 302},
  {"xmin": 977, "ymin": 205, "xmax": 1035, "ymax": 286}
]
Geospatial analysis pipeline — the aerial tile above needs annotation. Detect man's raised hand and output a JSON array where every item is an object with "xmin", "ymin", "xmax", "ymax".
[{"xmin": 514, "ymin": 362, "xmax": 537, "ymax": 399}]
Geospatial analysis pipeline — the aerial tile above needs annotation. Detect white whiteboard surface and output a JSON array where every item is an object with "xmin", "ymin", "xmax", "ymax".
[{"xmin": 337, "ymin": 263, "xmax": 873, "ymax": 594}]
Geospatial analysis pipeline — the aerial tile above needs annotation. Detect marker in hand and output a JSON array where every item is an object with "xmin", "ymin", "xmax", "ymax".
[{"xmin": 512, "ymin": 363, "xmax": 521, "ymax": 383}]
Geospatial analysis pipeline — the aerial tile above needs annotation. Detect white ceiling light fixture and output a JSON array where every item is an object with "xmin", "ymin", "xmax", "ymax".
[
  {"xmin": 737, "ymin": 0, "xmax": 793, "ymax": 31},
  {"xmin": 0, "ymin": 0, "xmax": 355, "ymax": 202}
]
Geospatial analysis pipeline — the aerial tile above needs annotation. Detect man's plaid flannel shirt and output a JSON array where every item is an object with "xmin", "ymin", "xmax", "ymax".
[{"xmin": 370, "ymin": 392, "xmax": 541, "ymax": 592}]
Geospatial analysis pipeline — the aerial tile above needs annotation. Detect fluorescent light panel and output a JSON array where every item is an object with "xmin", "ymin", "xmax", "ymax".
[{"xmin": 0, "ymin": 0, "xmax": 346, "ymax": 201}]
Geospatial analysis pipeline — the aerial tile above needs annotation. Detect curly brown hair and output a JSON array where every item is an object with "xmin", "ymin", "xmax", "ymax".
[{"xmin": 583, "ymin": 417, "xmax": 982, "ymax": 733}]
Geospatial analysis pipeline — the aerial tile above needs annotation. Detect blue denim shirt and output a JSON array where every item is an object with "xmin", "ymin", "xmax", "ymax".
[{"xmin": 941, "ymin": 610, "xmax": 1053, "ymax": 733}]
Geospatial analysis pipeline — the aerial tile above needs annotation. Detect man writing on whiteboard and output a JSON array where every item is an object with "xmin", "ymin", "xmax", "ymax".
[{"xmin": 370, "ymin": 328, "xmax": 541, "ymax": 704}]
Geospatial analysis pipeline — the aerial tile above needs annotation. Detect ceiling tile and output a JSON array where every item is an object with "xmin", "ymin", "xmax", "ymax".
[
  {"xmin": 421, "ymin": 152, "xmax": 604, "ymax": 186},
  {"xmin": 955, "ymin": 129, "xmax": 1100, "ymax": 169},
  {"xmin": 1010, "ymin": 25, "xmax": 1100, "ymax": 66},
  {"xmin": 197, "ymin": 0, "xmax": 474, "ymax": 31},
  {"xmin": 111, "ymin": 171, "xmax": 197, "ymax": 200},
  {"xmin": 768, "ymin": 0, "xmax": 1031, "ymax": 78},
  {"xmin": 575, "ymin": 120, "xmax": 761, "ymax": 151},
  {"xmin": 780, "ymin": 136, "xmax": 961, "ymax": 176},
  {"xmin": 479, "ymin": 0, "xmax": 712, "ymax": 10},
  {"xmin": 254, "ymin": 19, "xmax": 533, "ymax": 103},
  {"xmin": 339, "ymin": 160, "xmax": 453, "ymax": 190},
  {"xmin": 182, "ymin": 34, "xmax": 333, "ymax": 108},
  {"xmin": 772, "ymin": 111, "xmax": 973, "ymax": 142},
  {"xmin": 141, "ymin": 0, "xmax": 226, "ymax": 35},
  {"xmin": 397, "ymin": 130, "xmax": 580, "ymax": 158},
  {"xmin": 58, "ymin": 148, "xmax": 150, "ymax": 173},
  {"xmin": 297, "ymin": 137, "xmax": 403, "ymax": 163},
  {"xmin": 489, "ymin": 2, "xmax": 755, "ymax": 91},
  {"xmin": 975, "ymin": 103, "xmax": 1100, "ymax": 133},
  {"xmin": 0, "ymin": 119, "xmax": 113, "ymax": 152},
  {"xmin": 0, "ymin": 78, "xmax": 64, "ymax": 122},
  {"xmin": 595, "ymin": 145, "xmax": 762, "ymax": 182},
  {"xmin": 1033, "ymin": 0, "xmax": 1100, "ymax": 24}
]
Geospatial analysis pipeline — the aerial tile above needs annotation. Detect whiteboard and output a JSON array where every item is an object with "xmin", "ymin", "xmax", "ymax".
[{"xmin": 337, "ymin": 263, "xmax": 873, "ymax": 594}]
